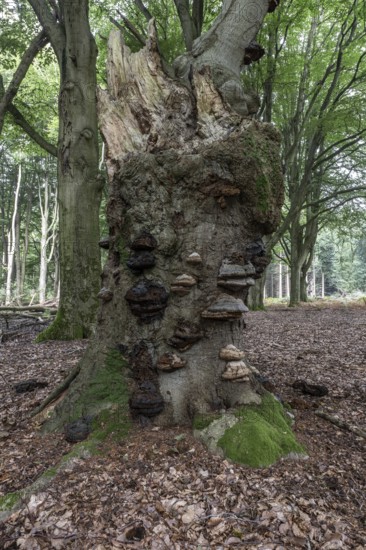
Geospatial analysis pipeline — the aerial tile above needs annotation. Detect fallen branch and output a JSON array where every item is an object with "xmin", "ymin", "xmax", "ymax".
[
  {"xmin": 0, "ymin": 305, "xmax": 57, "ymax": 313},
  {"xmin": 29, "ymin": 364, "xmax": 81, "ymax": 418},
  {"xmin": 315, "ymin": 410, "xmax": 366, "ymax": 439}
]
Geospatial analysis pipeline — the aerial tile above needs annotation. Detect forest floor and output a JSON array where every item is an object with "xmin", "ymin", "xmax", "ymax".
[{"xmin": 0, "ymin": 302, "xmax": 365, "ymax": 549}]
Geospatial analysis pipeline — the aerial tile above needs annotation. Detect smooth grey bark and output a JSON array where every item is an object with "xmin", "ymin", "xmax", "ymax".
[
  {"xmin": 28, "ymin": 0, "xmax": 102, "ymax": 339},
  {"xmin": 44, "ymin": 0, "xmax": 284, "ymax": 430}
]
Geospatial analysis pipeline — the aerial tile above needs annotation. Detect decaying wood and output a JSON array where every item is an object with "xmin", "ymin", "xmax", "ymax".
[
  {"xmin": 48, "ymin": 4, "xmax": 284, "ymax": 428},
  {"xmin": 30, "ymin": 364, "xmax": 81, "ymax": 419},
  {"xmin": 315, "ymin": 410, "xmax": 366, "ymax": 440}
]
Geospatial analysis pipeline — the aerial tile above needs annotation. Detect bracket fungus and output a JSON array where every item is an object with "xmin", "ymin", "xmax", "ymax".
[
  {"xmin": 171, "ymin": 274, "xmax": 197, "ymax": 295},
  {"xmin": 127, "ymin": 251, "xmax": 156, "ymax": 273},
  {"xmin": 157, "ymin": 352, "xmax": 187, "ymax": 372},
  {"xmin": 218, "ymin": 261, "xmax": 256, "ymax": 279},
  {"xmin": 219, "ymin": 345, "xmax": 245, "ymax": 361},
  {"xmin": 217, "ymin": 260, "xmax": 256, "ymax": 290},
  {"xmin": 129, "ymin": 381, "xmax": 164, "ymax": 417},
  {"xmin": 125, "ymin": 280, "xmax": 169, "ymax": 323},
  {"xmin": 201, "ymin": 294, "xmax": 248, "ymax": 320},
  {"xmin": 244, "ymin": 239, "xmax": 270, "ymax": 279},
  {"xmin": 98, "ymin": 236, "xmax": 110, "ymax": 249},
  {"xmin": 222, "ymin": 360, "xmax": 251, "ymax": 382},
  {"xmin": 268, "ymin": 0, "xmax": 281, "ymax": 13},
  {"xmin": 168, "ymin": 321, "xmax": 203, "ymax": 351},
  {"xmin": 186, "ymin": 252, "xmax": 202, "ymax": 265},
  {"xmin": 130, "ymin": 231, "xmax": 157, "ymax": 251},
  {"xmin": 243, "ymin": 41, "xmax": 265, "ymax": 66}
]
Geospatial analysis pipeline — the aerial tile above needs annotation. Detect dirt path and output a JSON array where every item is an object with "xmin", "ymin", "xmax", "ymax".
[{"xmin": 0, "ymin": 304, "xmax": 365, "ymax": 548}]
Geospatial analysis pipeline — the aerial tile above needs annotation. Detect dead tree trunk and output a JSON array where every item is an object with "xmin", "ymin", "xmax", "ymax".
[
  {"xmin": 42, "ymin": 1, "xmax": 302, "ymax": 467},
  {"xmin": 97, "ymin": 18, "xmax": 283, "ymax": 422}
]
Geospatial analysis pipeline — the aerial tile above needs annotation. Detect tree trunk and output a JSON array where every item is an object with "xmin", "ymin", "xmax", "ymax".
[
  {"xmin": 36, "ymin": 0, "xmax": 102, "ymax": 339},
  {"xmin": 46, "ymin": 15, "xmax": 283, "ymax": 422},
  {"xmin": 300, "ymin": 268, "xmax": 308, "ymax": 302},
  {"xmin": 5, "ymin": 165, "xmax": 22, "ymax": 305},
  {"xmin": 14, "ymin": 209, "xmax": 22, "ymax": 302},
  {"xmin": 41, "ymin": 2, "xmax": 303, "ymax": 468},
  {"xmin": 246, "ymin": 271, "xmax": 267, "ymax": 310},
  {"xmin": 39, "ymin": 174, "xmax": 49, "ymax": 304}
]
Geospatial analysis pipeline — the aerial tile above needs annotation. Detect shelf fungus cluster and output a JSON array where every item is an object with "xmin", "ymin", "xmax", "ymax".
[
  {"xmin": 129, "ymin": 381, "xmax": 164, "ymax": 417},
  {"xmin": 125, "ymin": 280, "xmax": 169, "ymax": 323},
  {"xmin": 201, "ymin": 294, "xmax": 248, "ymax": 320},
  {"xmin": 157, "ymin": 352, "xmax": 187, "ymax": 372},
  {"xmin": 186, "ymin": 252, "xmax": 202, "ymax": 265},
  {"xmin": 217, "ymin": 259, "xmax": 256, "ymax": 291},
  {"xmin": 171, "ymin": 274, "xmax": 197, "ymax": 296},
  {"xmin": 220, "ymin": 345, "xmax": 251, "ymax": 382},
  {"xmin": 127, "ymin": 231, "xmax": 157, "ymax": 274},
  {"xmin": 168, "ymin": 320, "xmax": 203, "ymax": 351}
]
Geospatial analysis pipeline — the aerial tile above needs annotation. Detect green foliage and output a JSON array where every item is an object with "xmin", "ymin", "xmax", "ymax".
[{"xmin": 217, "ymin": 394, "xmax": 305, "ymax": 468}]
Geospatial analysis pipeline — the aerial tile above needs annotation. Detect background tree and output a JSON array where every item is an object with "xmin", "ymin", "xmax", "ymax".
[
  {"xmin": 247, "ymin": 0, "xmax": 366, "ymax": 306},
  {"xmin": 0, "ymin": 0, "xmax": 102, "ymax": 338}
]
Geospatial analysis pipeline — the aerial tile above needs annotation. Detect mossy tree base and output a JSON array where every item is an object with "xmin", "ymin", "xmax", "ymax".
[
  {"xmin": 194, "ymin": 394, "xmax": 305, "ymax": 468},
  {"xmin": 36, "ymin": 309, "xmax": 89, "ymax": 342}
]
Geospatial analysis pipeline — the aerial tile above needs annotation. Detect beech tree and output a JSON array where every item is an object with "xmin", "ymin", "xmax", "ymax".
[
  {"xmin": 248, "ymin": 0, "xmax": 366, "ymax": 306},
  {"xmin": 1, "ymin": 0, "xmax": 102, "ymax": 336},
  {"xmin": 34, "ymin": 0, "xmax": 305, "ymax": 467}
]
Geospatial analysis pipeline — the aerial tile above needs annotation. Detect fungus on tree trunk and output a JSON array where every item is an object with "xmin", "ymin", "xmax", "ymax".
[{"xmin": 42, "ymin": 0, "xmax": 302, "ymax": 467}]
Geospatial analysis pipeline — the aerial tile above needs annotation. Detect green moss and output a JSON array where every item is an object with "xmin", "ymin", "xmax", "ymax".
[
  {"xmin": 218, "ymin": 394, "xmax": 305, "ymax": 468},
  {"xmin": 75, "ymin": 349, "xmax": 129, "ymax": 412},
  {"xmin": 63, "ymin": 348, "xmax": 131, "ymax": 448},
  {"xmin": 255, "ymin": 174, "xmax": 270, "ymax": 213},
  {"xmin": 41, "ymin": 467, "xmax": 58, "ymax": 479},
  {"xmin": 36, "ymin": 309, "xmax": 85, "ymax": 342},
  {"xmin": 0, "ymin": 492, "xmax": 21, "ymax": 511},
  {"xmin": 193, "ymin": 413, "xmax": 221, "ymax": 431}
]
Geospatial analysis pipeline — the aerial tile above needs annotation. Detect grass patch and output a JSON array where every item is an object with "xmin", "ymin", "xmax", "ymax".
[
  {"xmin": 0, "ymin": 492, "xmax": 21, "ymax": 512},
  {"xmin": 218, "ymin": 393, "xmax": 305, "ymax": 468}
]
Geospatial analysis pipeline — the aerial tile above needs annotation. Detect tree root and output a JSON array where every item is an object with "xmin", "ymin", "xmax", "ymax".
[
  {"xmin": 315, "ymin": 410, "xmax": 366, "ymax": 440},
  {"xmin": 29, "ymin": 365, "xmax": 80, "ymax": 418}
]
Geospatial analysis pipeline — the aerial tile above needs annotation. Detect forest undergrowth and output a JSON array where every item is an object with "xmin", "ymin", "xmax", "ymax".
[{"xmin": 0, "ymin": 303, "xmax": 365, "ymax": 549}]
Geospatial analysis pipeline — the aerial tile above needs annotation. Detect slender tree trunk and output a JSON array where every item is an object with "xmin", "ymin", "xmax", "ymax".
[
  {"xmin": 300, "ymin": 268, "xmax": 308, "ymax": 302},
  {"xmin": 14, "ymin": 210, "xmax": 22, "ymax": 302},
  {"xmin": 39, "ymin": 175, "xmax": 49, "ymax": 304},
  {"xmin": 6, "ymin": 165, "xmax": 22, "ymax": 305},
  {"xmin": 278, "ymin": 261, "xmax": 282, "ymax": 298},
  {"xmin": 20, "ymin": 192, "xmax": 32, "ymax": 299}
]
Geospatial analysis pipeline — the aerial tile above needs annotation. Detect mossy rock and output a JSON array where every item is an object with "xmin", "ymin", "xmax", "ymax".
[{"xmin": 195, "ymin": 394, "xmax": 305, "ymax": 468}]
